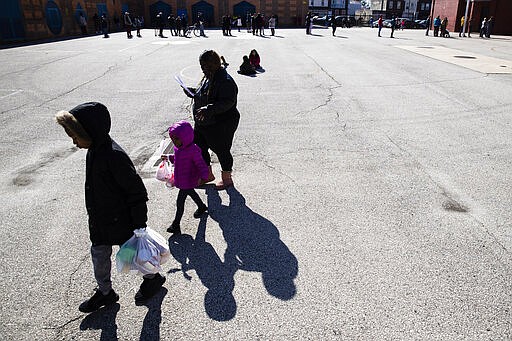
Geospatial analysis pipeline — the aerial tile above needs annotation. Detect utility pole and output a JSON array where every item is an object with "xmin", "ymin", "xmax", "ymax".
[{"xmin": 462, "ymin": 0, "xmax": 470, "ymax": 37}]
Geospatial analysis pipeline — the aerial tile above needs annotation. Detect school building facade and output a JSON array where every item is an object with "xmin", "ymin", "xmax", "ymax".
[
  {"xmin": 0, "ymin": 0, "xmax": 308, "ymax": 44},
  {"xmin": 430, "ymin": 0, "xmax": 512, "ymax": 35}
]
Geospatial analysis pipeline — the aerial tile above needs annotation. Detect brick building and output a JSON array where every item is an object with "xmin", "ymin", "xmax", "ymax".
[
  {"xmin": 430, "ymin": 0, "xmax": 511, "ymax": 35},
  {"xmin": 1, "ymin": 0, "xmax": 307, "ymax": 44}
]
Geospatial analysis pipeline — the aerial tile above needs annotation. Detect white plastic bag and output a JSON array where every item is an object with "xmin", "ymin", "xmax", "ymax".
[
  {"xmin": 156, "ymin": 159, "xmax": 174, "ymax": 185},
  {"xmin": 155, "ymin": 141, "xmax": 175, "ymax": 188},
  {"xmin": 116, "ymin": 228, "xmax": 170, "ymax": 275}
]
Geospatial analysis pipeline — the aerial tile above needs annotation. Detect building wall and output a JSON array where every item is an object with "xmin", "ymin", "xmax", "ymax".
[
  {"xmin": 1, "ymin": 0, "xmax": 307, "ymax": 44},
  {"xmin": 432, "ymin": 0, "xmax": 511, "ymax": 35},
  {"xmin": 143, "ymin": 0, "xmax": 306, "ymax": 27}
]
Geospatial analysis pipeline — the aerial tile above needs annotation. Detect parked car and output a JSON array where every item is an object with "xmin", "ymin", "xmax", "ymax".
[
  {"xmin": 414, "ymin": 19, "xmax": 428, "ymax": 29},
  {"xmin": 395, "ymin": 18, "xmax": 416, "ymax": 29},
  {"xmin": 372, "ymin": 19, "xmax": 392, "ymax": 28},
  {"xmin": 312, "ymin": 15, "xmax": 330, "ymax": 26},
  {"xmin": 334, "ymin": 16, "xmax": 356, "ymax": 27}
]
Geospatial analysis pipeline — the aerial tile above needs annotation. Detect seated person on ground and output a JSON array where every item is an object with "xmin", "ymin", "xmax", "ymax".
[{"xmin": 238, "ymin": 55, "xmax": 256, "ymax": 75}]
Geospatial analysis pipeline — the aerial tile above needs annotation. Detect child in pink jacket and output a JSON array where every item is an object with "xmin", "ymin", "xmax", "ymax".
[{"xmin": 164, "ymin": 120, "xmax": 209, "ymax": 234}]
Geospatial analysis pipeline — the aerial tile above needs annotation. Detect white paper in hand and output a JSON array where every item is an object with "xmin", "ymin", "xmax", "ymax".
[{"xmin": 175, "ymin": 75, "xmax": 195, "ymax": 97}]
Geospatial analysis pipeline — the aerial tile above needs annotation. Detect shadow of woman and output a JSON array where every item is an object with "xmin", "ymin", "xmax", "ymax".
[
  {"xmin": 79, "ymin": 303, "xmax": 120, "ymax": 340},
  {"xmin": 168, "ymin": 216, "xmax": 237, "ymax": 321},
  {"xmin": 139, "ymin": 287, "xmax": 168, "ymax": 341},
  {"xmin": 207, "ymin": 186, "xmax": 298, "ymax": 300}
]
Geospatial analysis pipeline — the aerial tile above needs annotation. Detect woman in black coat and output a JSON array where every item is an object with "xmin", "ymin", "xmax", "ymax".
[{"xmin": 184, "ymin": 50, "xmax": 240, "ymax": 189}]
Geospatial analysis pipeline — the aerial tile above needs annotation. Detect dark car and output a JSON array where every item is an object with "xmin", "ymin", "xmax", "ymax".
[
  {"xmin": 414, "ymin": 19, "xmax": 428, "ymax": 29},
  {"xmin": 312, "ymin": 15, "xmax": 330, "ymax": 26},
  {"xmin": 334, "ymin": 16, "xmax": 356, "ymax": 27}
]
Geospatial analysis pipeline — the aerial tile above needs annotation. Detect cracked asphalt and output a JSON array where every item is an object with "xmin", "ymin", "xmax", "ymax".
[{"xmin": 1, "ymin": 27, "xmax": 512, "ymax": 340}]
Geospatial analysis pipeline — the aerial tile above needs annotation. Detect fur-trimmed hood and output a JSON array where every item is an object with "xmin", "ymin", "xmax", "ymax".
[{"xmin": 55, "ymin": 102, "xmax": 111, "ymax": 147}]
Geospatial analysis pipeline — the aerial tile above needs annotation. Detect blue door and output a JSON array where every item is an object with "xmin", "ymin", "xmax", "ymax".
[
  {"xmin": 0, "ymin": 0, "xmax": 25, "ymax": 40},
  {"xmin": 96, "ymin": 3, "xmax": 108, "ymax": 17},
  {"xmin": 192, "ymin": 1, "xmax": 214, "ymax": 27},
  {"xmin": 45, "ymin": 1, "xmax": 63, "ymax": 35},
  {"xmin": 150, "ymin": 1, "xmax": 172, "ymax": 26},
  {"xmin": 233, "ymin": 1, "xmax": 255, "ymax": 19}
]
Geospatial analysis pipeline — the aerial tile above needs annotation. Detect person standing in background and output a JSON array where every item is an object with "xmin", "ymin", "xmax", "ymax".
[{"xmin": 79, "ymin": 13, "xmax": 87, "ymax": 35}]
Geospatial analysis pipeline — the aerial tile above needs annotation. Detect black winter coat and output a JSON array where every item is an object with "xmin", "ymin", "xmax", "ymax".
[
  {"xmin": 190, "ymin": 68, "xmax": 240, "ymax": 126},
  {"xmin": 70, "ymin": 102, "xmax": 148, "ymax": 246}
]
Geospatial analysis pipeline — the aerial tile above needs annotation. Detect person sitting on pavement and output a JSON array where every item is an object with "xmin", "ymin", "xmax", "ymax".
[
  {"xmin": 249, "ymin": 49, "xmax": 262, "ymax": 70},
  {"xmin": 238, "ymin": 55, "xmax": 256, "ymax": 75}
]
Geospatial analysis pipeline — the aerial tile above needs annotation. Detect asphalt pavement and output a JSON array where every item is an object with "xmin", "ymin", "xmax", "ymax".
[{"xmin": 1, "ymin": 27, "xmax": 512, "ymax": 340}]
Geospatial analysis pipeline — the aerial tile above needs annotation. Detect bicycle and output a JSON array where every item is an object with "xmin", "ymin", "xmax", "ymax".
[{"xmin": 184, "ymin": 23, "xmax": 201, "ymax": 37}]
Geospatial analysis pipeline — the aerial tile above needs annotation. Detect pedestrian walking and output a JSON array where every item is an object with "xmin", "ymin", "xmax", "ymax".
[
  {"xmin": 124, "ymin": 12, "xmax": 133, "ymax": 38},
  {"xmin": 269, "ymin": 15, "xmax": 276, "ymax": 36},
  {"xmin": 79, "ymin": 13, "xmax": 87, "ymax": 35},
  {"xmin": 440, "ymin": 17, "xmax": 448, "ymax": 37},
  {"xmin": 168, "ymin": 15, "xmax": 176, "ymax": 36},
  {"xmin": 237, "ymin": 17, "xmax": 242, "ymax": 32},
  {"xmin": 55, "ymin": 102, "xmax": 166, "ymax": 312},
  {"xmin": 377, "ymin": 15, "xmax": 383, "ymax": 37},
  {"xmin": 176, "ymin": 16, "xmax": 182, "ymax": 36},
  {"xmin": 369, "ymin": 16, "xmax": 374, "ymax": 29},
  {"xmin": 164, "ymin": 120, "xmax": 209, "ymax": 235},
  {"xmin": 331, "ymin": 15, "xmax": 336, "ymax": 36},
  {"xmin": 390, "ymin": 16, "xmax": 396, "ymax": 38},
  {"xmin": 433, "ymin": 15, "xmax": 441, "ymax": 37},
  {"xmin": 182, "ymin": 50, "xmax": 240, "ymax": 190},
  {"xmin": 156, "ymin": 12, "xmax": 164, "ymax": 37},
  {"xmin": 459, "ymin": 16, "xmax": 465, "ymax": 37},
  {"xmin": 425, "ymin": 15, "xmax": 431, "ymax": 36},
  {"xmin": 305, "ymin": 12, "xmax": 312, "ymax": 35},
  {"xmin": 486, "ymin": 17, "xmax": 493, "ymax": 38},
  {"xmin": 135, "ymin": 15, "xmax": 143, "ymax": 37},
  {"xmin": 101, "ymin": 14, "xmax": 109, "ymax": 38}
]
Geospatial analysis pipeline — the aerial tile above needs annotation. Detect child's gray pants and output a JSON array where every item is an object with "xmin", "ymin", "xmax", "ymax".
[
  {"xmin": 91, "ymin": 245, "xmax": 113, "ymax": 295},
  {"xmin": 91, "ymin": 244, "xmax": 157, "ymax": 295}
]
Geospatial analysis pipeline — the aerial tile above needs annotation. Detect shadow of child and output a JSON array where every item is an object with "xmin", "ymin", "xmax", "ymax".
[
  {"xmin": 206, "ymin": 186, "xmax": 298, "ymax": 300},
  {"xmin": 139, "ymin": 287, "xmax": 168, "ymax": 340},
  {"xmin": 79, "ymin": 303, "xmax": 120, "ymax": 341},
  {"xmin": 168, "ymin": 216, "xmax": 237, "ymax": 321}
]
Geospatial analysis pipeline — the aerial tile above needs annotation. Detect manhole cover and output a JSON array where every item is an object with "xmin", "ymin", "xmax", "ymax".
[{"xmin": 453, "ymin": 55, "xmax": 476, "ymax": 59}]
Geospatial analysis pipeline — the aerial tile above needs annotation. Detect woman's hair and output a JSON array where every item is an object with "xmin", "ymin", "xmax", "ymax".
[
  {"xmin": 199, "ymin": 50, "xmax": 221, "ymax": 68},
  {"xmin": 243, "ymin": 55, "xmax": 249, "ymax": 62}
]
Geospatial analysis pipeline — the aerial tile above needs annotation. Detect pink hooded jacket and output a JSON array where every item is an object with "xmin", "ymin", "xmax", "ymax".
[{"xmin": 169, "ymin": 120, "xmax": 209, "ymax": 189}]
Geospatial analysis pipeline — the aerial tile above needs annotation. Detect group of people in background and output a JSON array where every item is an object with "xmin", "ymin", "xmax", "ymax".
[
  {"xmin": 479, "ymin": 16, "xmax": 494, "ymax": 38},
  {"xmin": 425, "ymin": 15, "xmax": 494, "ymax": 39}
]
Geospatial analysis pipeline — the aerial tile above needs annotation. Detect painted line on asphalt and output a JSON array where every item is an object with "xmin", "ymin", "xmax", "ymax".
[{"xmin": 0, "ymin": 89, "xmax": 23, "ymax": 99}]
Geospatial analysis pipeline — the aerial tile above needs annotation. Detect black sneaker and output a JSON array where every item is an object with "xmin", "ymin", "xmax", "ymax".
[
  {"xmin": 79, "ymin": 289, "xmax": 119, "ymax": 313},
  {"xmin": 193, "ymin": 204, "xmax": 208, "ymax": 218},
  {"xmin": 135, "ymin": 273, "xmax": 166, "ymax": 305},
  {"xmin": 167, "ymin": 221, "xmax": 181, "ymax": 234}
]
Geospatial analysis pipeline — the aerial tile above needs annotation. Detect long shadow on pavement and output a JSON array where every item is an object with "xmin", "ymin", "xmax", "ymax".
[
  {"xmin": 80, "ymin": 303, "xmax": 120, "ymax": 340},
  {"xmin": 139, "ymin": 287, "xmax": 168, "ymax": 341},
  {"xmin": 207, "ymin": 186, "xmax": 298, "ymax": 301},
  {"xmin": 167, "ymin": 186, "xmax": 298, "ymax": 321}
]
